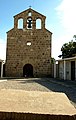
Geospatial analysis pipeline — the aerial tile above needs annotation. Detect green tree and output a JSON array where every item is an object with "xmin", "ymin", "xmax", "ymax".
[
  {"xmin": 58, "ymin": 37, "xmax": 76, "ymax": 59},
  {"xmin": 51, "ymin": 57, "xmax": 55, "ymax": 64},
  {"xmin": 73, "ymin": 35, "xmax": 76, "ymax": 40}
]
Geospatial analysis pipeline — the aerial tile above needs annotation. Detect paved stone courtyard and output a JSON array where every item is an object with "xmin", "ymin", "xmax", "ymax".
[{"xmin": 0, "ymin": 78, "xmax": 76, "ymax": 109}]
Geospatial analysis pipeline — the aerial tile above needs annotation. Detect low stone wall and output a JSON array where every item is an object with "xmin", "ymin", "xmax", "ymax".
[{"xmin": 0, "ymin": 111, "xmax": 75, "ymax": 120}]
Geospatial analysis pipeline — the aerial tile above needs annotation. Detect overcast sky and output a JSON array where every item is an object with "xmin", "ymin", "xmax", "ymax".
[{"xmin": 0, "ymin": 0, "xmax": 76, "ymax": 60}]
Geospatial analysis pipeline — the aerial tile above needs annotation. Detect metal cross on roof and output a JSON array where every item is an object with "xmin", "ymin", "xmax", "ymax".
[{"xmin": 29, "ymin": 6, "xmax": 32, "ymax": 8}]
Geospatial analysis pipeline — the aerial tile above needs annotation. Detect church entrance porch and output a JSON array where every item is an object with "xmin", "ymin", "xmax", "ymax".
[{"xmin": 23, "ymin": 64, "xmax": 33, "ymax": 77}]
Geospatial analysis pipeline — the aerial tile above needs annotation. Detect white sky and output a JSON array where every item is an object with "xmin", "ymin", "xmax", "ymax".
[
  {"xmin": 56, "ymin": 0, "xmax": 76, "ymax": 33},
  {"xmin": 52, "ymin": 0, "xmax": 76, "ymax": 59},
  {"xmin": 0, "ymin": 38, "xmax": 6, "ymax": 60}
]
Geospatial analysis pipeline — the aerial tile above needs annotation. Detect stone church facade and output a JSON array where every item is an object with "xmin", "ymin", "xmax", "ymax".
[{"xmin": 5, "ymin": 8, "xmax": 52, "ymax": 77}]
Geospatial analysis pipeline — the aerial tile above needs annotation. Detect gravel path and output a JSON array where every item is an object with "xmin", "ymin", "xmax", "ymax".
[
  {"xmin": 0, "ymin": 78, "xmax": 51, "ymax": 91},
  {"xmin": 0, "ymin": 78, "xmax": 76, "ymax": 108}
]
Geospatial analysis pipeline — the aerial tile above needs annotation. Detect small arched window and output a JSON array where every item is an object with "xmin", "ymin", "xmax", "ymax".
[
  {"xmin": 36, "ymin": 18, "xmax": 41, "ymax": 29},
  {"xmin": 18, "ymin": 18, "xmax": 23, "ymax": 29},
  {"xmin": 28, "ymin": 12, "xmax": 32, "ymax": 16}
]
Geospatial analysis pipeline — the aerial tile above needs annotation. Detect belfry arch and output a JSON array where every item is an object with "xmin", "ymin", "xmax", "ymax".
[{"xmin": 36, "ymin": 18, "xmax": 41, "ymax": 29}]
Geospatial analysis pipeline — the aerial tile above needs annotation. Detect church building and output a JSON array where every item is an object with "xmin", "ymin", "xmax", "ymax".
[{"xmin": 5, "ymin": 8, "xmax": 52, "ymax": 77}]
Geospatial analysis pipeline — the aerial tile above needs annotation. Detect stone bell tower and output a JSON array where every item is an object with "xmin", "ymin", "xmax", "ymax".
[{"xmin": 5, "ymin": 8, "xmax": 52, "ymax": 77}]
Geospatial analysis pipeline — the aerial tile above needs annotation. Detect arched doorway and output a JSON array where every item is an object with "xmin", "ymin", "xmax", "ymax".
[{"xmin": 23, "ymin": 64, "xmax": 33, "ymax": 77}]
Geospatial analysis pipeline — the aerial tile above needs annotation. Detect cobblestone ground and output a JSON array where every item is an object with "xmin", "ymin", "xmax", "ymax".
[{"xmin": 0, "ymin": 78, "xmax": 76, "ymax": 108}]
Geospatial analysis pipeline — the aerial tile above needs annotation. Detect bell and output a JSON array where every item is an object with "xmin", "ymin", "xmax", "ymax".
[{"xmin": 28, "ymin": 20, "xmax": 32, "ymax": 28}]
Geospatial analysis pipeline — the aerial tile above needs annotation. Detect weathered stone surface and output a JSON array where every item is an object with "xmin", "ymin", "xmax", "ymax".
[
  {"xmin": 5, "ymin": 8, "xmax": 52, "ymax": 77},
  {"xmin": 0, "ymin": 90, "xmax": 75, "ymax": 115}
]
